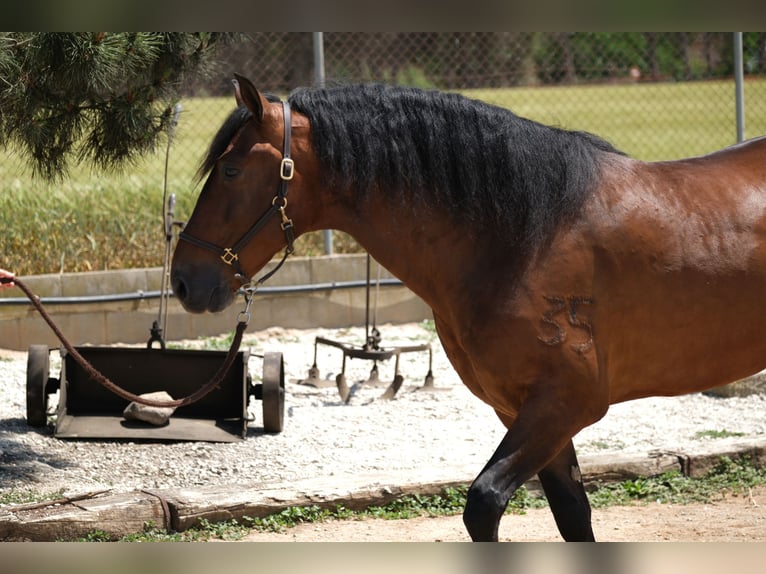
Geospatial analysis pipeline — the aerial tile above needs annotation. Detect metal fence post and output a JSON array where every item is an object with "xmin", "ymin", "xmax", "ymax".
[
  {"xmin": 313, "ymin": 32, "xmax": 334, "ymax": 256},
  {"xmin": 734, "ymin": 32, "xmax": 746, "ymax": 143}
]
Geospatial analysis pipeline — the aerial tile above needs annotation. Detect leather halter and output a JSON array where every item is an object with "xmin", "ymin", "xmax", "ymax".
[{"xmin": 179, "ymin": 101, "xmax": 295, "ymax": 289}]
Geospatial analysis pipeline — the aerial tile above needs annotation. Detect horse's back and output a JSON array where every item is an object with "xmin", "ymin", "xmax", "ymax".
[{"xmin": 586, "ymin": 137, "xmax": 766, "ymax": 402}]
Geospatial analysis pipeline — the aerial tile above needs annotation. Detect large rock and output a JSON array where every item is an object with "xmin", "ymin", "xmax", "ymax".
[{"xmin": 122, "ymin": 391, "xmax": 176, "ymax": 426}]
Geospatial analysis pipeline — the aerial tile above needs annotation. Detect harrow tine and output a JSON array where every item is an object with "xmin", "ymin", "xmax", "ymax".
[
  {"xmin": 414, "ymin": 369, "xmax": 447, "ymax": 392},
  {"xmin": 363, "ymin": 363, "xmax": 389, "ymax": 387},
  {"xmin": 336, "ymin": 373, "xmax": 351, "ymax": 403},
  {"xmin": 379, "ymin": 374, "xmax": 404, "ymax": 400},
  {"xmin": 296, "ymin": 364, "xmax": 336, "ymax": 388}
]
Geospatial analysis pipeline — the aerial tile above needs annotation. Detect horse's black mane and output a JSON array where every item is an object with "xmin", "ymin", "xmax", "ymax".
[{"xmin": 203, "ymin": 84, "xmax": 623, "ymax": 252}]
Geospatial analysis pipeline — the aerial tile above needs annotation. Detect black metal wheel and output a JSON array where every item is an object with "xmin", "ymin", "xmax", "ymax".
[
  {"xmin": 261, "ymin": 352, "xmax": 285, "ymax": 433},
  {"xmin": 26, "ymin": 345, "xmax": 50, "ymax": 427}
]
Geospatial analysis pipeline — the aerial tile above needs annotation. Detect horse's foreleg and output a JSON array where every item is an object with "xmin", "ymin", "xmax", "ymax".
[
  {"xmin": 537, "ymin": 439, "xmax": 594, "ymax": 541},
  {"xmin": 463, "ymin": 388, "xmax": 595, "ymax": 542},
  {"xmin": 462, "ymin": 432, "xmax": 538, "ymax": 541}
]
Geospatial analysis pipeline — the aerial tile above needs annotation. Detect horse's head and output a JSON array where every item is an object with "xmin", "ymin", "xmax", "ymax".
[{"xmin": 171, "ymin": 75, "xmax": 306, "ymax": 313}]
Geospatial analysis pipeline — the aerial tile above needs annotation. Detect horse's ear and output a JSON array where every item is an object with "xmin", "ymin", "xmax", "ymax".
[{"xmin": 232, "ymin": 73, "xmax": 268, "ymax": 124}]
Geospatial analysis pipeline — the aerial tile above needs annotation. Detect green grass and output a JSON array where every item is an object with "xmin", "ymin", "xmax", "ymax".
[
  {"xmin": 584, "ymin": 439, "xmax": 626, "ymax": 451},
  {"xmin": 0, "ymin": 96, "xmax": 230, "ymax": 275},
  {"xmin": 0, "ymin": 488, "xmax": 66, "ymax": 506},
  {"xmin": 589, "ymin": 456, "xmax": 766, "ymax": 508},
  {"xmin": 694, "ymin": 429, "xmax": 747, "ymax": 440},
  {"xmin": 466, "ymin": 78, "xmax": 766, "ymax": 161},
  {"xmin": 3, "ymin": 79, "xmax": 764, "ymax": 275}
]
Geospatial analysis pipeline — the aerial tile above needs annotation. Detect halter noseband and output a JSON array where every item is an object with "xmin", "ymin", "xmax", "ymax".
[{"xmin": 179, "ymin": 101, "xmax": 295, "ymax": 289}]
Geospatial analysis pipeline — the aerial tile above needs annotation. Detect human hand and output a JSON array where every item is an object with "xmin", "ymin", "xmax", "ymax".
[{"xmin": 0, "ymin": 269, "xmax": 15, "ymax": 289}]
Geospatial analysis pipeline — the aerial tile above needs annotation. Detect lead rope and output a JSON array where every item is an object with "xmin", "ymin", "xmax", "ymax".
[{"xmin": 11, "ymin": 276, "xmax": 252, "ymax": 409}]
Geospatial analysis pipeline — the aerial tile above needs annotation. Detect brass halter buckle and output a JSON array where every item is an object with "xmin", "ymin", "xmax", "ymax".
[
  {"xmin": 280, "ymin": 158, "xmax": 295, "ymax": 180},
  {"xmin": 221, "ymin": 248, "xmax": 239, "ymax": 265}
]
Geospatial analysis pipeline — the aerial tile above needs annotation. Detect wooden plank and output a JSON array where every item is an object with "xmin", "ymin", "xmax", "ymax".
[
  {"xmin": 0, "ymin": 472, "xmax": 475, "ymax": 540},
  {"xmin": 163, "ymin": 473, "xmax": 474, "ymax": 531},
  {"xmin": 578, "ymin": 451, "xmax": 682, "ymax": 485},
  {"xmin": 0, "ymin": 491, "xmax": 164, "ymax": 541}
]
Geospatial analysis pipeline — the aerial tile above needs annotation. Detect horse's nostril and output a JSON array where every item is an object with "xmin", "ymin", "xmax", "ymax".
[{"xmin": 172, "ymin": 275, "xmax": 187, "ymax": 302}]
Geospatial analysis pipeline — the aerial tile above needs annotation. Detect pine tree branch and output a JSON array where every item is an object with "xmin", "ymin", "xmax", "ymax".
[{"xmin": 0, "ymin": 32, "xmax": 236, "ymax": 180}]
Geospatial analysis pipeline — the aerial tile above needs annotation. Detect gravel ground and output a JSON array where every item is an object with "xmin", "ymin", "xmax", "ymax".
[{"xmin": 2, "ymin": 321, "xmax": 766, "ymax": 499}]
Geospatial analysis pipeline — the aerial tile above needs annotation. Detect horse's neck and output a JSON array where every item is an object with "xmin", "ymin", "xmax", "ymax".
[{"xmin": 329, "ymin": 194, "xmax": 488, "ymax": 318}]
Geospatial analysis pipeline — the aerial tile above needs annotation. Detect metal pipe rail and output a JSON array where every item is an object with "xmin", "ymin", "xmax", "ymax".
[{"xmin": 0, "ymin": 278, "xmax": 404, "ymax": 306}]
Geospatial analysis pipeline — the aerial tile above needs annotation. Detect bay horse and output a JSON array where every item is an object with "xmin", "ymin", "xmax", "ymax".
[{"xmin": 171, "ymin": 74, "xmax": 766, "ymax": 541}]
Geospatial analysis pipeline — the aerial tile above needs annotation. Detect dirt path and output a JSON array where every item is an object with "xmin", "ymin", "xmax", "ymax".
[{"xmin": 242, "ymin": 484, "xmax": 766, "ymax": 542}]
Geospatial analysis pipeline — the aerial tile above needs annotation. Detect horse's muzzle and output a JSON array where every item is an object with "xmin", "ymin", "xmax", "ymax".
[{"xmin": 170, "ymin": 265, "xmax": 236, "ymax": 313}]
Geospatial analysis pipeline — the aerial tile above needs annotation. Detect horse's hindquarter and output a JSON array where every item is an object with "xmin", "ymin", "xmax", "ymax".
[{"xmin": 588, "ymin": 143, "xmax": 766, "ymax": 403}]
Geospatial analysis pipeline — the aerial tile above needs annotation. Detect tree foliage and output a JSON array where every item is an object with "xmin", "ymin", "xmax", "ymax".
[{"xmin": 0, "ymin": 32, "xmax": 235, "ymax": 180}]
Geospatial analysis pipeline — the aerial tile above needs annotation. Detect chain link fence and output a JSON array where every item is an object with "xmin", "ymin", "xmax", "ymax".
[
  {"xmin": 171, "ymin": 32, "xmax": 765, "ymax": 180},
  {"xmin": 204, "ymin": 32, "xmax": 766, "ymax": 91}
]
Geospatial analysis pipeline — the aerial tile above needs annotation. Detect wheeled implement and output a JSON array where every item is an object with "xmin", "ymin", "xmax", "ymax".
[{"xmin": 26, "ymin": 344, "xmax": 284, "ymax": 442}]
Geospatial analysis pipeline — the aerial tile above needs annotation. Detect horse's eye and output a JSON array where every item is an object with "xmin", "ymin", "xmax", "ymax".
[{"xmin": 223, "ymin": 166, "xmax": 240, "ymax": 179}]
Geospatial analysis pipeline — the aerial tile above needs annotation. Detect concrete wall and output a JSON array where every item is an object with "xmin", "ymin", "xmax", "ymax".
[{"xmin": 0, "ymin": 254, "xmax": 432, "ymax": 351}]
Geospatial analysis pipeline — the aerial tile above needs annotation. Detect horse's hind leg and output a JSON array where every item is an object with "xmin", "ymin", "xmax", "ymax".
[{"xmin": 537, "ymin": 439, "xmax": 594, "ymax": 541}]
